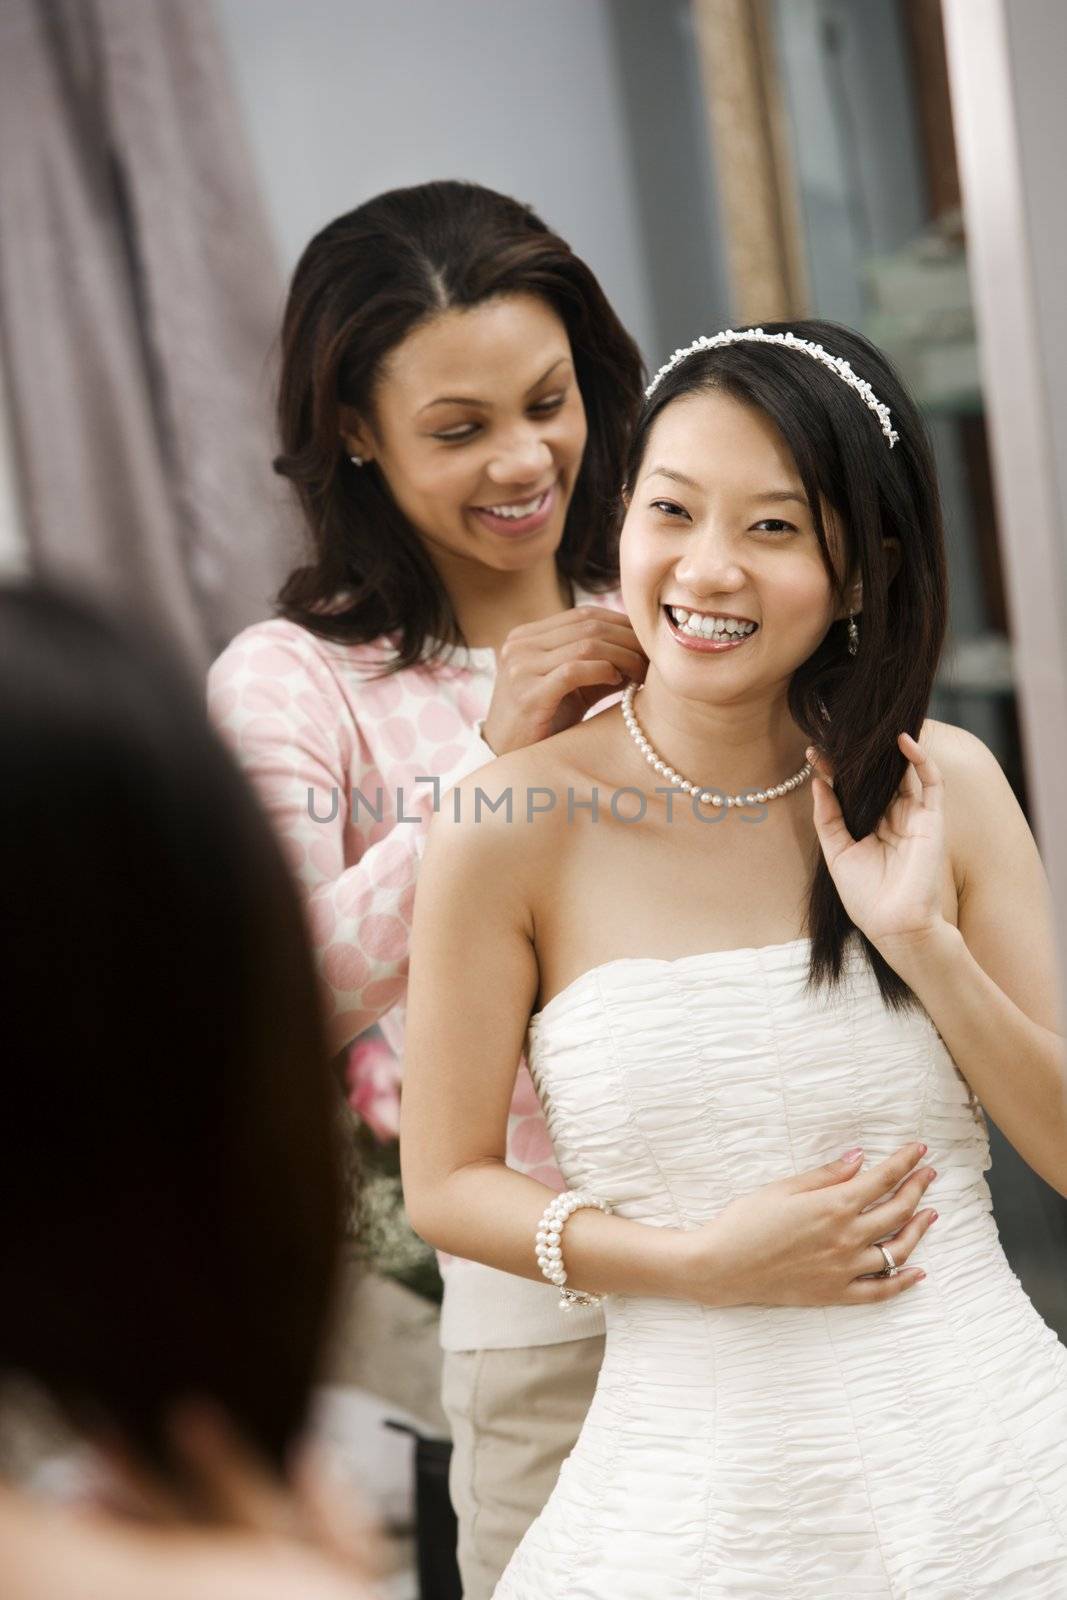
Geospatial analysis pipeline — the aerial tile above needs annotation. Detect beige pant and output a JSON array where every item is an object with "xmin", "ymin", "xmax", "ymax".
[{"xmin": 440, "ymin": 1334, "xmax": 606, "ymax": 1600}]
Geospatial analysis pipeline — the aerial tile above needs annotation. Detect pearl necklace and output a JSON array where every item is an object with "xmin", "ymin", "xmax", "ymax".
[{"xmin": 621, "ymin": 683, "xmax": 812, "ymax": 809}]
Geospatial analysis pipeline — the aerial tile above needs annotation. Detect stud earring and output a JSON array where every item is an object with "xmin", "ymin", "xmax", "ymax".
[
  {"xmin": 349, "ymin": 453, "xmax": 365, "ymax": 468},
  {"xmin": 847, "ymin": 612, "xmax": 859, "ymax": 656}
]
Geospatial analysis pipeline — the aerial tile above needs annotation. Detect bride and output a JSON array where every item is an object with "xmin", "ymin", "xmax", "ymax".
[{"xmin": 400, "ymin": 320, "xmax": 1067, "ymax": 1596}]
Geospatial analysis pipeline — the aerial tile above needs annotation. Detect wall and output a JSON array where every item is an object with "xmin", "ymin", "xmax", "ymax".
[
  {"xmin": 213, "ymin": 0, "xmax": 663, "ymax": 364},
  {"xmin": 605, "ymin": 0, "xmax": 731, "ymax": 359},
  {"xmin": 0, "ymin": 347, "xmax": 28, "ymax": 577}
]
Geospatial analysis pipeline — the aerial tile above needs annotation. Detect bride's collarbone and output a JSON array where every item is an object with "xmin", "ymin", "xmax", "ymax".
[
  {"xmin": 522, "ymin": 735, "xmax": 818, "ymax": 950},
  {"xmin": 531, "ymin": 750, "xmax": 812, "ymax": 863},
  {"xmin": 533, "ymin": 813, "xmax": 814, "ymax": 984}
]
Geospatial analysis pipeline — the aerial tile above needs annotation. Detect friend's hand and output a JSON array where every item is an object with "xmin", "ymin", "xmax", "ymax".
[
  {"xmin": 807, "ymin": 735, "xmax": 948, "ymax": 958},
  {"xmin": 481, "ymin": 605, "xmax": 647, "ymax": 754},
  {"xmin": 686, "ymin": 1142, "xmax": 937, "ymax": 1307}
]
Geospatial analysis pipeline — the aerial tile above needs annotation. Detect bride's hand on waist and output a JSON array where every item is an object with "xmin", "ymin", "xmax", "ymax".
[{"xmin": 683, "ymin": 1142, "xmax": 937, "ymax": 1307}]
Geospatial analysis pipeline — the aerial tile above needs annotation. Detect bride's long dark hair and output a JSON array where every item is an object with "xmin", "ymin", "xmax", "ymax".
[{"xmin": 621, "ymin": 321, "xmax": 949, "ymax": 1014}]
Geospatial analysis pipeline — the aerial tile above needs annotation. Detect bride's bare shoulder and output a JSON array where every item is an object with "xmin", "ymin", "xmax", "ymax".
[
  {"xmin": 919, "ymin": 715, "xmax": 1003, "ymax": 782},
  {"xmin": 424, "ymin": 713, "xmax": 610, "ymax": 872},
  {"xmin": 918, "ymin": 716, "xmax": 1024, "ymax": 894}
]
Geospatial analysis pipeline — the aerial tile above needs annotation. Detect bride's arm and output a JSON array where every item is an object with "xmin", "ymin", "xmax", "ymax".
[
  {"xmin": 399, "ymin": 780, "xmax": 693, "ymax": 1301},
  {"xmin": 400, "ymin": 771, "xmax": 933, "ymax": 1308},
  {"xmin": 874, "ymin": 725, "xmax": 1067, "ymax": 1196}
]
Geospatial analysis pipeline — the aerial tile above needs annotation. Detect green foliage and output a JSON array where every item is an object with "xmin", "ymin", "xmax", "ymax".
[{"xmin": 349, "ymin": 1118, "xmax": 443, "ymax": 1305}]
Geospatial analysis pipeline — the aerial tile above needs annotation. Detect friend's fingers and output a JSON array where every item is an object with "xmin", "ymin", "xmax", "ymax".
[
  {"xmin": 508, "ymin": 608, "xmax": 640, "ymax": 649},
  {"xmin": 535, "ymin": 636, "xmax": 648, "ymax": 681},
  {"xmin": 530, "ymin": 616, "xmax": 643, "ymax": 650},
  {"xmin": 544, "ymin": 660, "xmax": 632, "ymax": 699}
]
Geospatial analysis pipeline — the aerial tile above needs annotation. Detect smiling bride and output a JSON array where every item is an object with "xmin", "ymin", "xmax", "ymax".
[{"xmin": 401, "ymin": 320, "xmax": 1067, "ymax": 1598}]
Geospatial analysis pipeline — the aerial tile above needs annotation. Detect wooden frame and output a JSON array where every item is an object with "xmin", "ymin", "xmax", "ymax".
[{"xmin": 690, "ymin": 0, "xmax": 809, "ymax": 322}]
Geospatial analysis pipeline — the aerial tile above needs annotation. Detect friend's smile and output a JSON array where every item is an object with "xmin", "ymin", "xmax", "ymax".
[
  {"xmin": 476, "ymin": 486, "xmax": 554, "ymax": 519},
  {"xmin": 468, "ymin": 480, "xmax": 559, "ymax": 537}
]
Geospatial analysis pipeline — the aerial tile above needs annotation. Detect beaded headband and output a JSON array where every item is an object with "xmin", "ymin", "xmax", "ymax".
[{"xmin": 644, "ymin": 326, "xmax": 899, "ymax": 448}]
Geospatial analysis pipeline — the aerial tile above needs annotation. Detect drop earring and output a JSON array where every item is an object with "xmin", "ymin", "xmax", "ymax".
[{"xmin": 847, "ymin": 612, "xmax": 859, "ymax": 656}]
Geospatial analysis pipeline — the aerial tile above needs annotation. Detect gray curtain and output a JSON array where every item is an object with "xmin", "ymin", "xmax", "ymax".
[{"xmin": 0, "ymin": 0, "xmax": 296, "ymax": 668}]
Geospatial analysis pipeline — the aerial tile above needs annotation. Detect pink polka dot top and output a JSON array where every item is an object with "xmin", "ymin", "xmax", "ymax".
[{"xmin": 208, "ymin": 584, "xmax": 625, "ymax": 1350}]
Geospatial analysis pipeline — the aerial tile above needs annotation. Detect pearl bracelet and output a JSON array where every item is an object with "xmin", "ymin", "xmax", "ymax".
[{"xmin": 535, "ymin": 1189, "xmax": 614, "ymax": 1310}]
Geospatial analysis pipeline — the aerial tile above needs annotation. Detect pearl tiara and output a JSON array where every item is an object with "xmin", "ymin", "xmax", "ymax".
[{"xmin": 644, "ymin": 326, "xmax": 899, "ymax": 449}]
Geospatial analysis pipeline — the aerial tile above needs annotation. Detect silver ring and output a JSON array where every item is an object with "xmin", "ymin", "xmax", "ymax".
[{"xmin": 876, "ymin": 1243, "xmax": 899, "ymax": 1278}]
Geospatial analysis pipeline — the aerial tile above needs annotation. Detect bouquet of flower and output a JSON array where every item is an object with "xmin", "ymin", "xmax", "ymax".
[{"xmin": 344, "ymin": 1030, "xmax": 443, "ymax": 1305}]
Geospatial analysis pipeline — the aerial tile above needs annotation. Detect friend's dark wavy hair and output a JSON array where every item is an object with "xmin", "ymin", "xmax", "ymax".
[
  {"xmin": 274, "ymin": 179, "xmax": 645, "ymax": 673},
  {"xmin": 623, "ymin": 321, "xmax": 948, "ymax": 1014}
]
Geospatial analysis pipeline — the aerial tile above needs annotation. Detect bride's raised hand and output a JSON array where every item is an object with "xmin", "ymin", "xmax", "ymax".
[{"xmin": 806, "ymin": 733, "xmax": 948, "ymax": 957}]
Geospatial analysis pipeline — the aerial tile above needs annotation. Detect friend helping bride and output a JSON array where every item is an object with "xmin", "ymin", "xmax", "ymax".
[{"xmin": 401, "ymin": 320, "xmax": 1067, "ymax": 1598}]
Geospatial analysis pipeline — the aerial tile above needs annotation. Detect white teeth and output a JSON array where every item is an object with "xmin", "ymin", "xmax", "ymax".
[
  {"xmin": 483, "ymin": 490, "xmax": 546, "ymax": 519},
  {"xmin": 667, "ymin": 605, "xmax": 756, "ymax": 639}
]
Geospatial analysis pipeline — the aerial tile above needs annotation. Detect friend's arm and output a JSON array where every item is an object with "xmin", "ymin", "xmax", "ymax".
[{"xmin": 208, "ymin": 622, "xmax": 495, "ymax": 1056}]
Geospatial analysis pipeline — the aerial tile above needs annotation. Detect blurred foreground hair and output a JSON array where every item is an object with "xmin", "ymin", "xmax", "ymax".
[{"xmin": 0, "ymin": 582, "xmax": 343, "ymax": 1478}]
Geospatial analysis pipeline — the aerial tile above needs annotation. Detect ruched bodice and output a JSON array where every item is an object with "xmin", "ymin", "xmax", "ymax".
[{"xmin": 494, "ymin": 937, "xmax": 1067, "ymax": 1599}]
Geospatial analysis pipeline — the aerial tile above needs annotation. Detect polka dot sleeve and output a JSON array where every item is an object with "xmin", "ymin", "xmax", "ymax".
[{"xmin": 208, "ymin": 621, "xmax": 497, "ymax": 1057}]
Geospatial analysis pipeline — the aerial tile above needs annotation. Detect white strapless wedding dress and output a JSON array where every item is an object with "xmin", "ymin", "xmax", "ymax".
[{"xmin": 493, "ymin": 936, "xmax": 1067, "ymax": 1599}]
